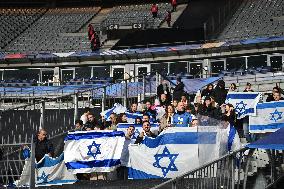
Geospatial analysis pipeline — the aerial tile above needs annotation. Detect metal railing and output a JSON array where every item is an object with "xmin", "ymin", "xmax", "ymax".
[
  {"xmin": 0, "ymin": 138, "xmax": 35, "ymax": 189},
  {"xmin": 151, "ymin": 148, "xmax": 248, "ymax": 189},
  {"xmin": 151, "ymin": 147, "xmax": 284, "ymax": 189}
]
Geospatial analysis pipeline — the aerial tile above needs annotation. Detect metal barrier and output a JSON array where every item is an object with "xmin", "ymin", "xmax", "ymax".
[
  {"xmin": 0, "ymin": 139, "xmax": 35, "ymax": 189},
  {"xmin": 151, "ymin": 148, "xmax": 284, "ymax": 189}
]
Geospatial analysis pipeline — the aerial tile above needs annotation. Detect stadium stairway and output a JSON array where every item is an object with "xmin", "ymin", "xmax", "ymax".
[
  {"xmin": 160, "ymin": 4, "xmax": 188, "ymax": 28},
  {"xmin": 79, "ymin": 8, "xmax": 113, "ymax": 33}
]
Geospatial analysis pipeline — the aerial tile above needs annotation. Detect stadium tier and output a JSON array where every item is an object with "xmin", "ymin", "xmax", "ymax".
[
  {"xmin": 4, "ymin": 7, "xmax": 101, "ymax": 53},
  {"xmin": 219, "ymin": 0, "xmax": 284, "ymax": 40}
]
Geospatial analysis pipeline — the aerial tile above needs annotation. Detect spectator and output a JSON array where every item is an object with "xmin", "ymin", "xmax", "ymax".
[
  {"xmin": 129, "ymin": 103, "xmax": 139, "ymax": 113},
  {"xmin": 212, "ymin": 80, "xmax": 227, "ymax": 106},
  {"xmin": 135, "ymin": 117, "xmax": 142, "ymax": 124},
  {"xmin": 198, "ymin": 96, "xmax": 220, "ymax": 120},
  {"xmin": 144, "ymin": 101, "xmax": 156, "ymax": 120},
  {"xmin": 81, "ymin": 107, "xmax": 91, "ymax": 124},
  {"xmin": 90, "ymin": 32, "xmax": 100, "ymax": 51},
  {"xmin": 266, "ymin": 86, "xmax": 281, "ymax": 102},
  {"xmin": 118, "ymin": 125, "xmax": 135, "ymax": 180},
  {"xmin": 160, "ymin": 94, "xmax": 171, "ymax": 107},
  {"xmin": 229, "ymin": 83, "xmax": 237, "ymax": 92},
  {"xmin": 171, "ymin": 0, "xmax": 177, "ymax": 12},
  {"xmin": 191, "ymin": 117, "xmax": 199, "ymax": 127},
  {"xmin": 272, "ymin": 91, "xmax": 284, "ymax": 101},
  {"xmin": 201, "ymin": 84, "xmax": 214, "ymax": 97},
  {"xmin": 74, "ymin": 119, "xmax": 84, "ymax": 131},
  {"xmin": 142, "ymin": 114, "xmax": 150, "ymax": 122},
  {"xmin": 159, "ymin": 104, "xmax": 175, "ymax": 132},
  {"xmin": 172, "ymin": 77, "xmax": 185, "ymax": 101},
  {"xmin": 173, "ymin": 102, "xmax": 192, "ymax": 127},
  {"xmin": 180, "ymin": 94, "xmax": 188, "ymax": 106},
  {"xmin": 185, "ymin": 104, "xmax": 196, "ymax": 115},
  {"xmin": 172, "ymin": 99, "xmax": 179, "ymax": 110},
  {"xmin": 243, "ymin": 82, "xmax": 254, "ymax": 92},
  {"xmin": 157, "ymin": 80, "xmax": 171, "ymax": 102},
  {"xmin": 107, "ymin": 113, "xmax": 118, "ymax": 130},
  {"xmin": 118, "ymin": 113, "xmax": 128, "ymax": 123},
  {"xmin": 135, "ymin": 121, "xmax": 157, "ymax": 144},
  {"xmin": 85, "ymin": 113, "xmax": 101, "ymax": 130},
  {"xmin": 34, "ymin": 129, "xmax": 54, "ymax": 162},
  {"xmin": 88, "ymin": 24, "xmax": 95, "ymax": 40},
  {"xmin": 151, "ymin": 3, "xmax": 158, "ymax": 18},
  {"xmin": 166, "ymin": 11, "xmax": 171, "ymax": 27},
  {"xmin": 222, "ymin": 103, "xmax": 236, "ymax": 125}
]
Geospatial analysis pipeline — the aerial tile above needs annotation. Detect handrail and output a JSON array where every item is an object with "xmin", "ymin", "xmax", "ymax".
[{"xmin": 151, "ymin": 147, "xmax": 247, "ymax": 189}]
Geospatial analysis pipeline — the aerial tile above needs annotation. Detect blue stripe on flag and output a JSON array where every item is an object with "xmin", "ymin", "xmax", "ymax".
[
  {"xmin": 36, "ymin": 153, "xmax": 64, "ymax": 168},
  {"xmin": 226, "ymin": 93, "xmax": 260, "ymax": 99},
  {"xmin": 37, "ymin": 180, "xmax": 77, "ymax": 186},
  {"xmin": 256, "ymin": 101, "xmax": 284, "ymax": 109},
  {"xmin": 65, "ymin": 159, "xmax": 121, "ymax": 170},
  {"xmin": 227, "ymin": 126, "xmax": 236, "ymax": 151},
  {"xmin": 249, "ymin": 123, "xmax": 284, "ymax": 131},
  {"xmin": 117, "ymin": 123, "xmax": 159, "ymax": 128},
  {"xmin": 142, "ymin": 132, "xmax": 216, "ymax": 148},
  {"xmin": 128, "ymin": 167, "xmax": 163, "ymax": 179},
  {"xmin": 65, "ymin": 131, "xmax": 125, "ymax": 141}
]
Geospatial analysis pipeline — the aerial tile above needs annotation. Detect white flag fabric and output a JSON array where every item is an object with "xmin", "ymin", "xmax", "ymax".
[
  {"xmin": 15, "ymin": 153, "xmax": 77, "ymax": 187},
  {"xmin": 249, "ymin": 101, "xmax": 284, "ymax": 133},
  {"xmin": 226, "ymin": 92, "xmax": 261, "ymax": 119},
  {"xmin": 100, "ymin": 103, "xmax": 127, "ymax": 121},
  {"xmin": 64, "ymin": 130, "xmax": 125, "ymax": 174},
  {"xmin": 128, "ymin": 127, "xmax": 224, "ymax": 179}
]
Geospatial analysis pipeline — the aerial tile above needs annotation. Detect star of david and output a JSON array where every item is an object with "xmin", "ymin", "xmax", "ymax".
[
  {"xmin": 270, "ymin": 109, "xmax": 283, "ymax": 122},
  {"xmin": 153, "ymin": 146, "xmax": 178, "ymax": 177},
  {"xmin": 37, "ymin": 171, "xmax": 49, "ymax": 183},
  {"xmin": 235, "ymin": 101, "xmax": 247, "ymax": 115},
  {"xmin": 87, "ymin": 141, "xmax": 101, "ymax": 159}
]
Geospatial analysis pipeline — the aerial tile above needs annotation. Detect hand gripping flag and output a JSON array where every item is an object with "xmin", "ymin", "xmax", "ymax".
[
  {"xmin": 64, "ymin": 130, "xmax": 125, "ymax": 174},
  {"xmin": 226, "ymin": 92, "xmax": 261, "ymax": 119},
  {"xmin": 249, "ymin": 101, "xmax": 284, "ymax": 133}
]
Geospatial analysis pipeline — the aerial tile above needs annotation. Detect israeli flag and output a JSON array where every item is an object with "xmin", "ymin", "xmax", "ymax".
[
  {"xmin": 117, "ymin": 123, "xmax": 159, "ymax": 142},
  {"xmin": 100, "ymin": 103, "xmax": 127, "ymax": 121},
  {"xmin": 249, "ymin": 101, "xmax": 284, "ymax": 133},
  {"xmin": 226, "ymin": 92, "xmax": 261, "ymax": 119},
  {"xmin": 125, "ymin": 112, "xmax": 144, "ymax": 123},
  {"xmin": 128, "ymin": 127, "xmax": 219, "ymax": 179},
  {"xmin": 64, "ymin": 130, "xmax": 125, "ymax": 174},
  {"xmin": 15, "ymin": 153, "xmax": 77, "ymax": 187}
]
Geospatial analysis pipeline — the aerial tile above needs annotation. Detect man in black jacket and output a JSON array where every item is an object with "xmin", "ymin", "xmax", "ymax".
[
  {"xmin": 172, "ymin": 77, "xmax": 185, "ymax": 101},
  {"xmin": 212, "ymin": 80, "xmax": 227, "ymax": 106},
  {"xmin": 34, "ymin": 129, "xmax": 54, "ymax": 162}
]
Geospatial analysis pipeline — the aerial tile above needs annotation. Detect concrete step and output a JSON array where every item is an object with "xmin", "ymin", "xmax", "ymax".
[{"xmin": 160, "ymin": 3, "xmax": 188, "ymax": 28}]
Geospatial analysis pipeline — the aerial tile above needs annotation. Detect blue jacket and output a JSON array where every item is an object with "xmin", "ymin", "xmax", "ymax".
[{"xmin": 173, "ymin": 111, "xmax": 192, "ymax": 127}]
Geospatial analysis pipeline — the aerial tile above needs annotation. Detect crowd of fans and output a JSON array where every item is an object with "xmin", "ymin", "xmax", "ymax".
[
  {"xmin": 72, "ymin": 78, "xmax": 284, "ymax": 141},
  {"xmin": 31, "ymin": 77, "xmax": 284, "ymax": 181}
]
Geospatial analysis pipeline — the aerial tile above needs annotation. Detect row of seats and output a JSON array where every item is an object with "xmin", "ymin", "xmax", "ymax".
[
  {"xmin": 219, "ymin": 0, "xmax": 284, "ymax": 40},
  {"xmin": 0, "ymin": 8, "xmax": 46, "ymax": 49},
  {"xmin": 101, "ymin": 3, "xmax": 171, "ymax": 29},
  {"xmin": 4, "ymin": 7, "xmax": 100, "ymax": 53},
  {"xmin": 219, "ymin": 66, "xmax": 274, "ymax": 77}
]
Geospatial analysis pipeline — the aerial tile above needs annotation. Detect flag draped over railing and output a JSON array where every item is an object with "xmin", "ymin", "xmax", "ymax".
[
  {"xmin": 127, "ymin": 126, "xmax": 240, "ymax": 179},
  {"xmin": 15, "ymin": 153, "xmax": 77, "ymax": 187},
  {"xmin": 64, "ymin": 130, "xmax": 125, "ymax": 174}
]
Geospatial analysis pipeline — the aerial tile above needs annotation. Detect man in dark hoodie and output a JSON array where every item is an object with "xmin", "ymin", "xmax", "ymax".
[
  {"xmin": 172, "ymin": 77, "xmax": 185, "ymax": 101},
  {"xmin": 212, "ymin": 80, "xmax": 227, "ymax": 106}
]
